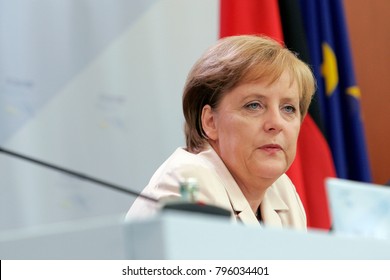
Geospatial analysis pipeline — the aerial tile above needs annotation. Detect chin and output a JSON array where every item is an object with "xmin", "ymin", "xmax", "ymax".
[{"xmin": 255, "ymin": 164, "xmax": 287, "ymax": 180}]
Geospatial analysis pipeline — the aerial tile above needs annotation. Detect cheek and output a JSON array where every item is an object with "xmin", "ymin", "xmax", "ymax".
[
  {"xmin": 223, "ymin": 121, "xmax": 255, "ymax": 147},
  {"xmin": 286, "ymin": 124, "xmax": 301, "ymax": 153},
  {"xmin": 290, "ymin": 120, "xmax": 301, "ymax": 138},
  {"xmin": 217, "ymin": 120, "xmax": 253, "ymax": 153},
  {"xmin": 292, "ymin": 126, "xmax": 301, "ymax": 143},
  {"xmin": 217, "ymin": 114, "xmax": 242, "ymax": 137}
]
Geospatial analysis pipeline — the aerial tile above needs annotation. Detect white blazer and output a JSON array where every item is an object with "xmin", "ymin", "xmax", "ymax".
[{"xmin": 126, "ymin": 145, "xmax": 307, "ymax": 230}]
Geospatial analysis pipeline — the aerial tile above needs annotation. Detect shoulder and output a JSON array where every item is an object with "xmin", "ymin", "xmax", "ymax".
[
  {"xmin": 153, "ymin": 146, "xmax": 236, "ymax": 205},
  {"xmin": 149, "ymin": 147, "xmax": 214, "ymax": 186},
  {"xmin": 125, "ymin": 146, "xmax": 230, "ymax": 220},
  {"xmin": 137, "ymin": 146, "xmax": 222, "ymax": 201}
]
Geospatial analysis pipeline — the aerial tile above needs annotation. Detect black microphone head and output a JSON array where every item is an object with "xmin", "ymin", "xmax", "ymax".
[{"xmin": 162, "ymin": 201, "xmax": 231, "ymax": 218}]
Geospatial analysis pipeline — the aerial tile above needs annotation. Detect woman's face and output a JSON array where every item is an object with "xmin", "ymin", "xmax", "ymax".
[{"xmin": 203, "ymin": 71, "xmax": 301, "ymax": 184}]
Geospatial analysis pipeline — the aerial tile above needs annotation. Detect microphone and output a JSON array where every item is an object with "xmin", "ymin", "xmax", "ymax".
[{"xmin": 0, "ymin": 146, "xmax": 231, "ymax": 218}]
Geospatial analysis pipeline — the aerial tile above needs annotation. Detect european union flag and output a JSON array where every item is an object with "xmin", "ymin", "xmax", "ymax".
[{"xmin": 299, "ymin": 0, "xmax": 372, "ymax": 182}]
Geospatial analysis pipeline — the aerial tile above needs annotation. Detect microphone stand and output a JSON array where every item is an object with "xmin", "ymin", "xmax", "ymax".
[{"xmin": 0, "ymin": 146, "xmax": 157, "ymax": 203}]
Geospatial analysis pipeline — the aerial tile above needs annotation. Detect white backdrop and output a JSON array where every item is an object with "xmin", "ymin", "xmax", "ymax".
[{"xmin": 0, "ymin": 0, "xmax": 219, "ymax": 229}]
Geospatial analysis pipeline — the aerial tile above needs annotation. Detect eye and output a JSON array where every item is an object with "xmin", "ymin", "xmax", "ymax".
[
  {"xmin": 245, "ymin": 102, "xmax": 263, "ymax": 110},
  {"xmin": 282, "ymin": 105, "xmax": 297, "ymax": 114}
]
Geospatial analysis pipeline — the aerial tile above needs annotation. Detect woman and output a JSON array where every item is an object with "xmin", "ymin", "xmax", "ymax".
[{"xmin": 126, "ymin": 35, "xmax": 315, "ymax": 229}]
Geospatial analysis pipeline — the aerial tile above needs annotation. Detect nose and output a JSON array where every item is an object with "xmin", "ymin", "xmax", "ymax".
[{"xmin": 263, "ymin": 107, "xmax": 283, "ymax": 133}]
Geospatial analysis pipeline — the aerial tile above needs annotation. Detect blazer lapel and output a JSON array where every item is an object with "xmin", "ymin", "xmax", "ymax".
[
  {"xmin": 235, "ymin": 207, "xmax": 260, "ymax": 226},
  {"xmin": 218, "ymin": 169, "xmax": 260, "ymax": 226},
  {"xmin": 216, "ymin": 170, "xmax": 290, "ymax": 227},
  {"xmin": 260, "ymin": 186, "xmax": 289, "ymax": 228},
  {"xmin": 216, "ymin": 167, "xmax": 261, "ymax": 226},
  {"xmin": 200, "ymin": 146, "xmax": 260, "ymax": 226}
]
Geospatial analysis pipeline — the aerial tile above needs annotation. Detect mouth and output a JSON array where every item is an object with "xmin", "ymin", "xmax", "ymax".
[{"xmin": 259, "ymin": 144, "xmax": 283, "ymax": 153}]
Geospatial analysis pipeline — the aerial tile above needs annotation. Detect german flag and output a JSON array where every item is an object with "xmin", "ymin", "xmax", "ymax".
[{"xmin": 293, "ymin": 0, "xmax": 372, "ymax": 183}]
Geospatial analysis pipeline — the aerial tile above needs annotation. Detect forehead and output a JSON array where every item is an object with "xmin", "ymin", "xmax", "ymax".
[{"xmin": 225, "ymin": 71, "xmax": 300, "ymax": 100}]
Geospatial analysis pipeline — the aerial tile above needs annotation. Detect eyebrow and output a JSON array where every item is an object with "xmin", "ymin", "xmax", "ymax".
[
  {"xmin": 242, "ymin": 93, "xmax": 299, "ymax": 104},
  {"xmin": 241, "ymin": 93, "xmax": 266, "ymax": 101}
]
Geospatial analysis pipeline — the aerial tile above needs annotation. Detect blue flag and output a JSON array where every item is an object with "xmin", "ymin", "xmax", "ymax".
[{"xmin": 299, "ymin": 0, "xmax": 372, "ymax": 182}]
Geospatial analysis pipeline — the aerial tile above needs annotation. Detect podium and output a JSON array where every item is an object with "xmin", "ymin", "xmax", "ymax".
[
  {"xmin": 125, "ymin": 211, "xmax": 390, "ymax": 259},
  {"xmin": 0, "ymin": 214, "xmax": 127, "ymax": 259},
  {"xmin": 1, "ymin": 211, "xmax": 390, "ymax": 259}
]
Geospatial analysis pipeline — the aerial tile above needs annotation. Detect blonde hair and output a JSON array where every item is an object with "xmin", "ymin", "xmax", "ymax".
[{"xmin": 182, "ymin": 35, "xmax": 316, "ymax": 153}]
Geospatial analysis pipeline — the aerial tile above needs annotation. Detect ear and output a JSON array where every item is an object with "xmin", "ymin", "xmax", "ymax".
[{"xmin": 201, "ymin": 105, "xmax": 218, "ymax": 141}]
